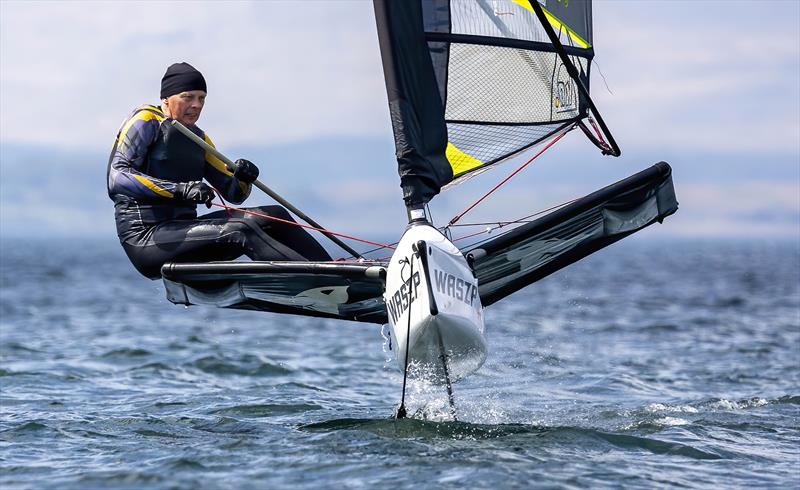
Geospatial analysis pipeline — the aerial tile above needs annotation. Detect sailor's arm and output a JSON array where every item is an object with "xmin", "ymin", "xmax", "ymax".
[
  {"xmin": 107, "ymin": 112, "xmax": 184, "ymax": 200},
  {"xmin": 201, "ymin": 134, "xmax": 255, "ymax": 205}
]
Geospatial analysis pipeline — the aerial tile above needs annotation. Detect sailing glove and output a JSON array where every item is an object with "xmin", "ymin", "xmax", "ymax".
[
  {"xmin": 233, "ymin": 158, "xmax": 259, "ymax": 184},
  {"xmin": 176, "ymin": 181, "xmax": 215, "ymax": 208}
]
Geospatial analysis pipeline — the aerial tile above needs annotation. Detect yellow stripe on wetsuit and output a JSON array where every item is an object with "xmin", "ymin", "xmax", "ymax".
[
  {"xmin": 115, "ymin": 106, "xmax": 173, "ymax": 198},
  {"xmin": 133, "ymin": 175, "xmax": 173, "ymax": 198},
  {"xmin": 202, "ymin": 134, "xmax": 233, "ymax": 176},
  {"xmin": 203, "ymin": 134, "xmax": 250, "ymax": 194},
  {"xmin": 115, "ymin": 105, "xmax": 164, "ymax": 146}
]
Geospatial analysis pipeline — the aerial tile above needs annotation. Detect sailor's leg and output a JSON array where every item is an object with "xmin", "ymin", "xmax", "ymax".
[
  {"xmin": 121, "ymin": 217, "xmax": 304, "ymax": 279},
  {"xmin": 122, "ymin": 220, "xmax": 233, "ymax": 278},
  {"xmin": 219, "ymin": 206, "xmax": 332, "ymax": 261}
]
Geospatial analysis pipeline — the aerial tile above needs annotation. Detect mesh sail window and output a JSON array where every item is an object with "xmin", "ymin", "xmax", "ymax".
[{"xmin": 375, "ymin": 0, "xmax": 594, "ymax": 205}]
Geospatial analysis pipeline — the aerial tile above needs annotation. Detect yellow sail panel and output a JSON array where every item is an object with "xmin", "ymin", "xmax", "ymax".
[
  {"xmin": 446, "ymin": 142, "xmax": 484, "ymax": 177},
  {"xmin": 512, "ymin": 0, "xmax": 591, "ymax": 49}
]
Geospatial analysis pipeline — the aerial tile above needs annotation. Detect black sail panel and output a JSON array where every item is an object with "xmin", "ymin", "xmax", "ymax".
[{"xmin": 373, "ymin": 0, "xmax": 453, "ymax": 206}]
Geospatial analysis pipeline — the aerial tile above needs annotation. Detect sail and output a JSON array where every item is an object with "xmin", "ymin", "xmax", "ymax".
[{"xmin": 374, "ymin": 0, "xmax": 595, "ymax": 206}]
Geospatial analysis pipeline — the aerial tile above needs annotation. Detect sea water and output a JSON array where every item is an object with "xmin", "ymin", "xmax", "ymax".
[{"xmin": 1, "ymin": 236, "xmax": 798, "ymax": 488}]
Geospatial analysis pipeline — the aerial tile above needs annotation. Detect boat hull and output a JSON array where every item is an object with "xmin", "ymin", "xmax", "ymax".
[{"xmin": 384, "ymin": 223, "xmax": 486, "ymax": 383}]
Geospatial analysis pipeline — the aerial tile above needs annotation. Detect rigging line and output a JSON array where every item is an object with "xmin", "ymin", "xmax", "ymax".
[
  {"xmin": 448, "ymin": 196, "xmax": 580, "ymax": 228},
  {"xmin": 447, "ymin": 196, "xmax": 582, "ymax": 247},
  {"xmin": 425, "ymin": 202, "xmax": 434, "ymax": 227},
  {"xmin": 396, "ymin": 253, "xmax": 415, "ymax": 420},
  {"xmin": 587, "ymin": 116, "xmax": 610, "ymax": 148},
  {"xmin": 209, "ymin": 185, "xmax": 233, "ymax": 218},
  {"xmin": 434, "ymin": 324, "xmax": 457, "ymax": 421},
  {"xmin": 578, "ymin": 116, "xmax": 612, "ymax": 154},
  {"xmin": 170, "ymin": 120, "xmax": 363, "ymax": 259},
  {"xmin": 591, "ymin": 59, "xmax": 615, "ymax": 96},
  {"xmin": 450, "ymin": 220, "xmax": 532, "ymax": 227},
  {"xmin": 447, "ymin": 126, "xmax": 575, "ymax": 226},
  {"xmin": 443, "ymin": 223, "xmax": 453, "ymax": 242},
  {"xmin": 452, "ymin": 226, "xmax": 503, "ymax": 243},
  {"xmin": 204, "ymin": 202, "xmax": 395, "ymax": 252},
  {"xmin": 341, "ymin": 207, "xmax": 439, "ymax": 260},
  {"xmin": 355, "ymin": 237, "xmax": 402, "ymax": 259}
]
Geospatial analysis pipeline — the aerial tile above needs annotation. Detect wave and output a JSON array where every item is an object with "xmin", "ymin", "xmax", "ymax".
[
  {"xmin": 0, "ymin": 368, "xmax": 40, "ymax": 377},
  {"xmin": 0, "ymin": 421, "xmax": 54, "ymax": 435},
  {"xmin": 100, "ymin": 348, "xmax": 152, "ymax": 358},
  {"xmin": 186, "ymin": 354, "xmax": 292, "ymax": 377},
  {"xmin": 210, "ymin": 403, "xmax": 322, "ymax": 417},
  {"xmin": 0, "ymin": 342, "xmax": 43, "ymax": 354},
  {"xmin": 773, "ymin": 395, "xmax": 800, "ymax": 405},
  {"xmin": 299, "ymin": 418, "xmax": 722, "ymax": 460}
]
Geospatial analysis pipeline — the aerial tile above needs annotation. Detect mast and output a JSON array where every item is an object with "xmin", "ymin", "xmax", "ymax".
[{"xmin": 373, "ymin": 0, "xmax": 452, "ymax": 218}]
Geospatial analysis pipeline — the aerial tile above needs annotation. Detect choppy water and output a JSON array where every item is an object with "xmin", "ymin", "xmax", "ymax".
[{"xmin": 1, "ymin": 237, "xmax": 798, "ymax": 488}]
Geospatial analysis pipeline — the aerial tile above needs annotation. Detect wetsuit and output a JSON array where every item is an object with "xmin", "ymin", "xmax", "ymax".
[{"xmin": 107, "ymin": 104, "xmax": 331, "ymax": 279}]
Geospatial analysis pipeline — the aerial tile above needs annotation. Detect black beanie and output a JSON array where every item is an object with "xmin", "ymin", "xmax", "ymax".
[{"xmin": 160, "ymin": 62, "xmax": 207, "ymax": 99}]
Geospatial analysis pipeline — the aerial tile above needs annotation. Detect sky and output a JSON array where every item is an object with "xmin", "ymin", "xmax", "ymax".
[{"xmin": 0, "ymin": 0, "xmax": 798, "ymax": 244}]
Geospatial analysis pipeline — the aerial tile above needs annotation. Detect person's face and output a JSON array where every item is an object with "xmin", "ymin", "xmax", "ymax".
[{"xmin": 162, "ymin": 90, "xmax": 206, "ymax": 126}]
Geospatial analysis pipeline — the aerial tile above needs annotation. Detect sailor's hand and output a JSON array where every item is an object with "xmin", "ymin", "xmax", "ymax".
[
  {"xmin": 177, "ymin": 181, "xmax": 215, "ymax": 208},
  {"xmin": 233, "ymin": 159, "xmax": 259, "ymax": 184}
]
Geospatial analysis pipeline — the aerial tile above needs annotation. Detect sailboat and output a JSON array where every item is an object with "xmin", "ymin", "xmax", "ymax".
[{"xmin": 161, "ymin": 0, "xmax": 677, "ymax": 415}]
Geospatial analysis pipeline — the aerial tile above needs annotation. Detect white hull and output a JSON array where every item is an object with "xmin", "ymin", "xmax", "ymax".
[{"xmin": 384, "ymin": 223, "xmax": 486, "ymax": 383}]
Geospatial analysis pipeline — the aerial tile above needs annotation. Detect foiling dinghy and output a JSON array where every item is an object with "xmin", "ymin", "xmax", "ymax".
[{"xmin": 162, "ymin": 0, "xmax": 678, "ymax": 418}]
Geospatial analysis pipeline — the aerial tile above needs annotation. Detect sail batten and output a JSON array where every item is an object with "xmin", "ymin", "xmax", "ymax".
[{"xmin": 374, "ymin": 0, "xmax": 597, "ymax": 207}]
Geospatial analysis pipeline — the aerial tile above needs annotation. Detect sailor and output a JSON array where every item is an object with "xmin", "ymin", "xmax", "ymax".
[{"xmin": 107, "ymin": 62, "xmax": 331, "ymax": 279}]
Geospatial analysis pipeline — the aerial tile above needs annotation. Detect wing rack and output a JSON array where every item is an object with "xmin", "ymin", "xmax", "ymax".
[
  {"xmin": 162, "ymin": 261, "xmax": 388, "ymax": 324},
  {"xmin": 162, "ymin": 163, "xmax": 677, "ymax": 321},
  {"xmin": 465, "ymin": 162, "xmax": 678, "ymax": 306}
]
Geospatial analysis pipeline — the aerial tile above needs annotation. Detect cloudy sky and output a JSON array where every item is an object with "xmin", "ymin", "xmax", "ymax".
[{"xmin": 1, "ymin": 0, "xmax": 798, "ymax": 243}]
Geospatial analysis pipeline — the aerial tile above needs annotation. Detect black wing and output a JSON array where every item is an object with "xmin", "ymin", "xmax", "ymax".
[
  {"xmin": 465, "ymin": 162, "xmax": 678, "ymax": 306},
  {"xmin": 162, "ymin": 261, "xmax": 388, "ymax": 324}
]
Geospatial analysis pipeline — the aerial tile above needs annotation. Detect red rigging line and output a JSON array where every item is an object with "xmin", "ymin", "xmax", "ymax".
[
  {"xmin": 446, "ymin": 196, "xmax": 580, "ymax": 248},
  {"xmin": 448, "ymin": 126, "xmax": 575, "ymax": 227},
  {"xmin": 206, "ymin": 126, "xmax": 577, "ymax": 259},
  {"xmin": 578, "ymin": 115, "xmax": 613, "ymax": 155},
  {"xmin": 208, "ymin": 194, "xmax": 396, "ymax": 257}
]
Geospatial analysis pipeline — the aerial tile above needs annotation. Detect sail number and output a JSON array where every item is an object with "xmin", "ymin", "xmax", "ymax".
[
  {"xmin": 386, "ymin": 271, "xmax": 421, "ymax": 324},
  {"xmin": 433, "ymin": 269, "xmax": 479, "ymax": 307}
]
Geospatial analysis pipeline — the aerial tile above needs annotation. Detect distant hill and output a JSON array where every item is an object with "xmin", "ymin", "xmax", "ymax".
[{"xmin": 1, "ymin": 136, "xmax": 798, "ymax": 240}]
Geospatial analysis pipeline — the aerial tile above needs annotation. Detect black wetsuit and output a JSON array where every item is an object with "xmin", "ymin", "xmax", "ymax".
[{"xmin": 107, "ymin": 105, "xmax": 331, "ymax": 279}]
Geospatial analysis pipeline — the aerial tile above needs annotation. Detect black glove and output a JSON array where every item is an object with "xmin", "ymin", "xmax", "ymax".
[
  {"xmin": 233, "ymin": 158, "xmax": 259, "ymax": 184},
  {"xmin": 176, "ymin": 181, "xmax": 215, "ymax": 208}
]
